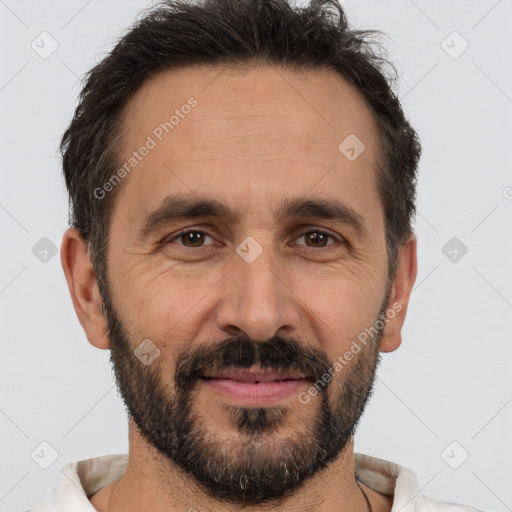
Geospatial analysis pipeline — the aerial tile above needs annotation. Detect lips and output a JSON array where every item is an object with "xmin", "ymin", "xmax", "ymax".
[
  {"xmin": 201, "ymin": 367, "xmax": 309, "ymax": 405},
  {"xmin": 204, "ymin": 367, "xmax": 306, "ymax": 383}
]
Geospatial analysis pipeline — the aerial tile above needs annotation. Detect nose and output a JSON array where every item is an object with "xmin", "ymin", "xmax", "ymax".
[{"xmin": 215, "ymin": 248, "xmax": 301, "ymax": 342}]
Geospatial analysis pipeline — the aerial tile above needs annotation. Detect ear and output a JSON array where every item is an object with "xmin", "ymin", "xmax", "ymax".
[
  {"xmin": 379, "ymin": 234, "xmax": 417, "ymax": 353},
  {"xmin": 60, "ymin": 227, "xmax": 110, "ymax": 350}
]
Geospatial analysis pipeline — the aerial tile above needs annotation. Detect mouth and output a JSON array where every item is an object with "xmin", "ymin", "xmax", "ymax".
[
  {"xmin": 201, "ymin": 367, "xmax": 309, "ymax": 405},
  {"xmin": 204, "ymin": 367, "xmax": 307, "ymax": 383}
]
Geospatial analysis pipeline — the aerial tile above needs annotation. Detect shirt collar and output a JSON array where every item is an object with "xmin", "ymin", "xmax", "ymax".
[{"xmin": 46, "ymin": 452, "xmax": 422, "ymax": 511}]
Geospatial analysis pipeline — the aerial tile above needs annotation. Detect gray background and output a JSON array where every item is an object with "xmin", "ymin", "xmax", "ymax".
[{"xmin": 1, "ymin": 0, "xmax": 511, "ymax": 511}]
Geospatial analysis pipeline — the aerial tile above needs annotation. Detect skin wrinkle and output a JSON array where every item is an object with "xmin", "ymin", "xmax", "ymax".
[
  {"xmin": 61, "ymin": 64, "xmax": 416, "ymax": 512},
  {"xmin": 127, "ymin": 192, "xmax": 377, "ymax": 259}
]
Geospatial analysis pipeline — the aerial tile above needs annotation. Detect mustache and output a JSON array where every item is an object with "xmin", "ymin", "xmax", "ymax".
[{"xmin": 174, "ymin": 335, "xmax": 332, "ymax": 392}]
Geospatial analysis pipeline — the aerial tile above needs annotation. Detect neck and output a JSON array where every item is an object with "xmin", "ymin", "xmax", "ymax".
[{"xmin": 103, "ymin": 420, "xmax": 375, "ymax": 512}]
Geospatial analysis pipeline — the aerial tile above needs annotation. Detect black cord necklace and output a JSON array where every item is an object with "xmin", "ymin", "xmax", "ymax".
[{"xmin": 357, "ymin": 479, "xmax": 373, "ymax": 512}]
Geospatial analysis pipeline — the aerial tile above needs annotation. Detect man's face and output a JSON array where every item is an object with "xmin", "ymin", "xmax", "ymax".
[{"xmin": 101, "ymin": 65, "xmax": 390, "ymax": 503}]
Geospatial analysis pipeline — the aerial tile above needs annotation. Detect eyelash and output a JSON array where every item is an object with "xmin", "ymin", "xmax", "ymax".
[{"xmin": 165, "ymin": 228, "xmax": 344, "ymax": 248}]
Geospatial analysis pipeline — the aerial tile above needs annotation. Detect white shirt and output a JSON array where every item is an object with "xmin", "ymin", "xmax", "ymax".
[{"xmin": 23, "ymin": 453, "xmax": 484, "ymax": 512}]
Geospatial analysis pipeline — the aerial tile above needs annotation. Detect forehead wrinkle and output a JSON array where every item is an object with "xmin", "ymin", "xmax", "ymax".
[{"xmin": 193, "ymin": 132, "xmax": 333, "ymax": 144}]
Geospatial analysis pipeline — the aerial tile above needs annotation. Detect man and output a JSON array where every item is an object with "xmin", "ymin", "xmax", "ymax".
[{"xmin": 27, "ymin": 0, "xmax": 483, "ymax": 511}]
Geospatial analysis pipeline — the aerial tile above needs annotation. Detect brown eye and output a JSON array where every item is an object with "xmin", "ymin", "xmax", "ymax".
[
  {"xmin": 168, "ymin": 230, "xmax": 215, "ymax": 247},
  {"xmin": 296, "ymin": 230, "xmax": 338, "ymax": 248}
]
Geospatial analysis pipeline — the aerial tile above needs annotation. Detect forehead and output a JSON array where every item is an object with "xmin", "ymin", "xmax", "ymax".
[
  {"xmin": 113, "ymin": 64, "xmax": 381, "ymax": 229},
  {"xmin": 120, "ymin": 64, "xmax": 379, "ymax": 152}
]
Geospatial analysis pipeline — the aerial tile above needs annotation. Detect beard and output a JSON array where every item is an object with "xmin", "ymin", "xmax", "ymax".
[{"xmin": 99, "ymin": 277, "xmax": 389, "ymax": 505}]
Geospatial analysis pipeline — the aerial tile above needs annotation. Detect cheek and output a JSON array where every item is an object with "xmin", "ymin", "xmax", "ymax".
[
  {"xmin": 293, "ymin": 268, "xmax": 385, "ymax": 352},
  {"xmin": 120, "ymin": 267, "xmax": 219, "ymax": 349}
]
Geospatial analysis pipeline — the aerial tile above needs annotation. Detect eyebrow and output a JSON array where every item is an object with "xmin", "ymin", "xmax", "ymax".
[{"xmin": 136, "ymin": 194, "xmax": 371, "ymax": 242}]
